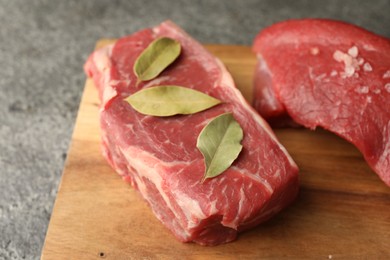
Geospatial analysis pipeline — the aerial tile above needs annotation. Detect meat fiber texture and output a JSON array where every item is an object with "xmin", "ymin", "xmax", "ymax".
[
  {"xmin": 84, "ymin": 21, "xmax": 299, "ymax": 246},
  {"xmin": 252, "ymin": 19, "xmax": 390, "ymax": 187}
]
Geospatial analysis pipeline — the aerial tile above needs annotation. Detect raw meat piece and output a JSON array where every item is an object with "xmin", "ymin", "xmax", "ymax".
[
  {"xmin": 252, "ymin": 19, "xmax": 390, "ymax": 186},
  {"xmin": 84, "ymin": 21, "xmax": 299, "ymax": 245}
]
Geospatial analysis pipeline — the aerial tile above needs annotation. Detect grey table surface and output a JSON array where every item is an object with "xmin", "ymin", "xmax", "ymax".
[{"xmin": 0, "ymin": 0, "xmax": 389, "ymax": 259}]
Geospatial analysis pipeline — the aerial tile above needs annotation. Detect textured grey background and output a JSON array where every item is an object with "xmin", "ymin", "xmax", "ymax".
[{"xmin": 0, "ymin": 0, "xmax": 389, "ymax": 259}]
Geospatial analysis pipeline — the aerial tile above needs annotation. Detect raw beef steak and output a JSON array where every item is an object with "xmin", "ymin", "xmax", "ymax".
[
  {"xmin": 84, "ymin": 21, "xmax": 299, "ymax": 245},
  {"xmin": 252, "ymin": 19, "xmax": 390, "ymax": 186}
]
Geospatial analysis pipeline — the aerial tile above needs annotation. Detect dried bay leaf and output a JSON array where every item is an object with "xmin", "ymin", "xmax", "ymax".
[
  {"xmin": 125, "ymin": 85, "xmax": 221, "ymax": 116},
  {"xmin": 197, "ymin": 113, "xmax": 243, "ymax": 182},
  {"xmin": 134, "ymin": 37, "xmax": 181, "ymax": 81}
]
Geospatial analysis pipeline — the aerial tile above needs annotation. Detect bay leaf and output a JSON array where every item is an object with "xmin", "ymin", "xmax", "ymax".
[
  {"xmin": 134, "ymin": 37, "xmax": 181, "ymax": 81},
  {"xmin": 125, "ymin": 85, "xmax": 221, "ymax": 116},
  {"xmin": 197, "ymin": 113, "xmax": 243, "ymax": 182}
]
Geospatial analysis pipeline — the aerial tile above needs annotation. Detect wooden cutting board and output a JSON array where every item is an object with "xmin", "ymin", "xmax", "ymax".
[{"xmin": 41, "ymin": 41, "xmax": 390, "ymax": 259}]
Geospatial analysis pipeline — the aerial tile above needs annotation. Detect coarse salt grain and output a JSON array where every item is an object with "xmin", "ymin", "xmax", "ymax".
[
  {"xmin": 333, "ymin": 50, "xmax": 344, "ymax": 62},
  {"xmin": 330, "ymin": 70, "xmax": 338, "ymax": 77},
  {"xmin": 310, "ymin": 47, "xmax": 319, "ymax": 55},
  {"xmin": 348, "ymin": 46, "xmax": 359, "ymax": 58},
  {"xmin": 344, "ymin": 63, "xmax": 355, "ymax": 77},
  {"xmin": 373, "ymin": 89, "xmax": 381, "ymax": 94},
  {"xmin": 333, "ymin": 49, "xmax": 359, "ymax": 78},
  {"xmin": 383, "ymin": 70, "xmax": 390, "ymax": 79},
  {"xmin": 363, "ymin": 62, "xmax": 373, "ymax": 72},
  {"xmin": 367, "ymin": 96, "xmax": 372, "ymax": 103}
]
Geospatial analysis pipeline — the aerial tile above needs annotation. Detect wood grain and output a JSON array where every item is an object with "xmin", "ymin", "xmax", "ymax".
[{"xmin": 41, "ymin": 42, "xmax": 390, "ymax": 259}]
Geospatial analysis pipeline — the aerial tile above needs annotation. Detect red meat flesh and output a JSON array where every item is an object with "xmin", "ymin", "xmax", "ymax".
[
  {"xmin": 85, "ymin": 21, "xmax": 299, "ymax": 245},
  {"xmin": 253, "ymin": 19, "xmax": 390, "ymax": 186}
]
